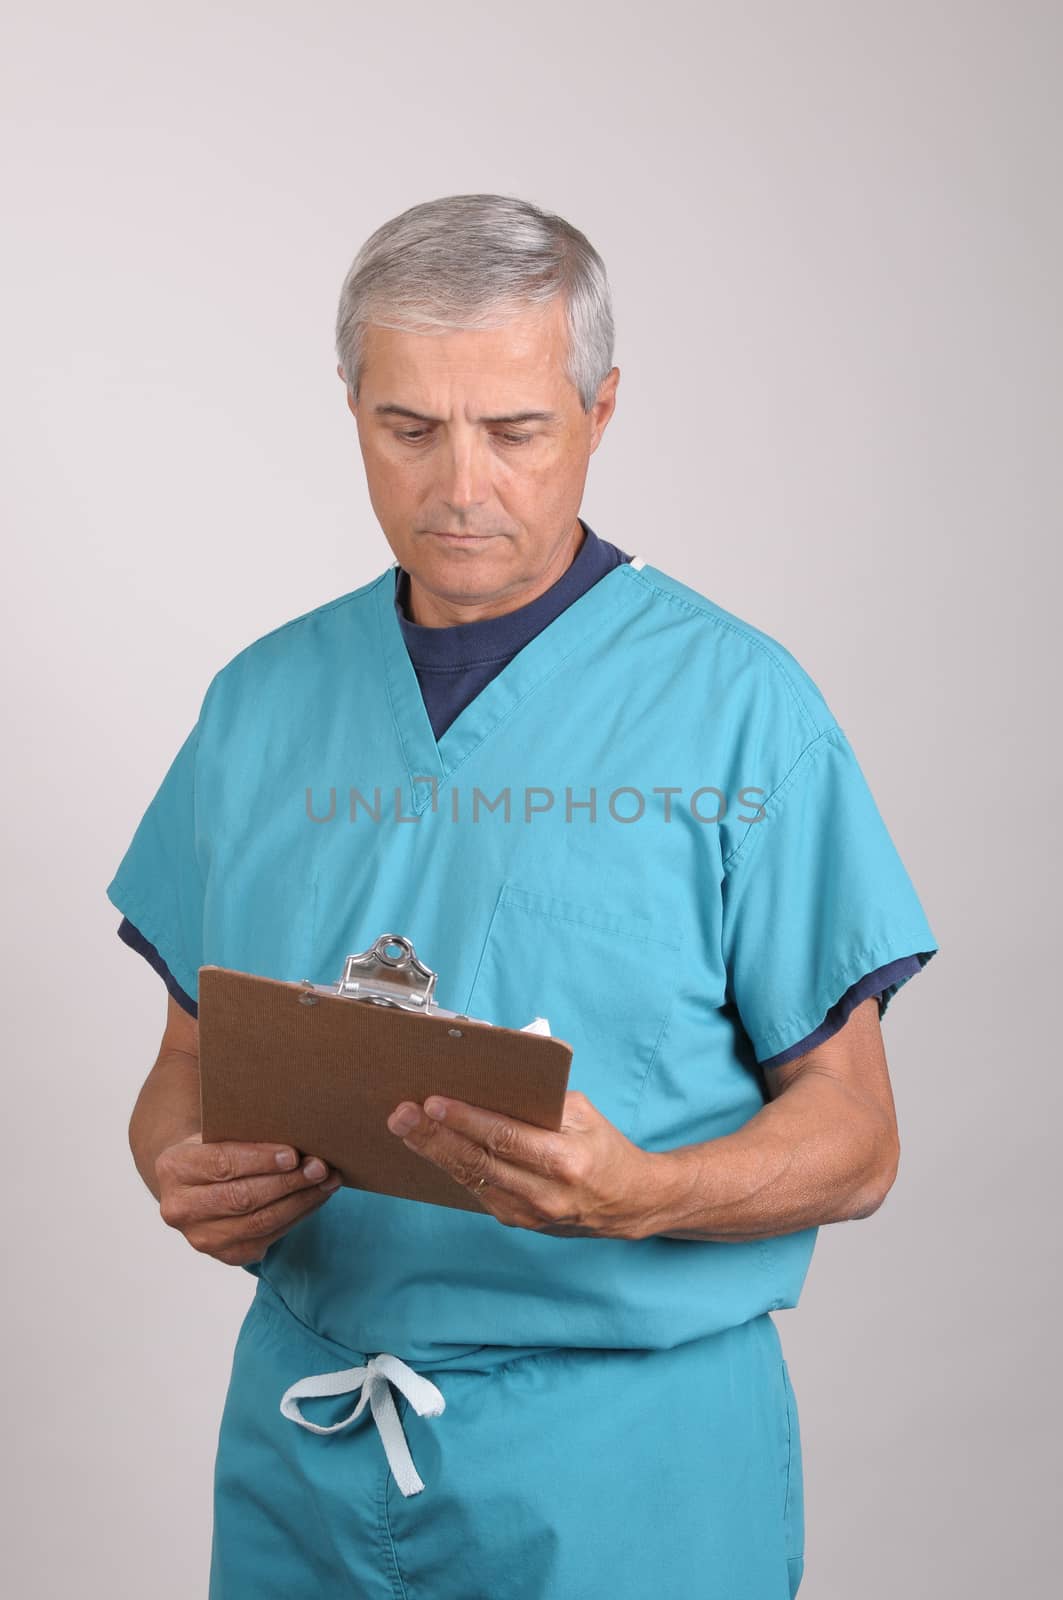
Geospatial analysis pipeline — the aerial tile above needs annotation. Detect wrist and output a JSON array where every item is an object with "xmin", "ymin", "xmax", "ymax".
[{"xmin": 626, "ymin": 1146, "xmax": 698, "ymax": 1241}]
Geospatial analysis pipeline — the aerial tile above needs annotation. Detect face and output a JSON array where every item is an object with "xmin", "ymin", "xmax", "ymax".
[{"xmin": 342, "ymin": 295, "xmax": 619, "ymax": 624}]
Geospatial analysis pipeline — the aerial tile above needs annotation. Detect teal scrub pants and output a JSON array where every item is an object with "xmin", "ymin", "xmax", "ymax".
[{"xmin": 209, "ymin": 1276, "xmax": 805, "ymax": 1598}]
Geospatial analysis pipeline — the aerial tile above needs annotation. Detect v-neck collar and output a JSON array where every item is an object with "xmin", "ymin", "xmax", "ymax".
[{"xmin": 375, "ymin": 554, "xmax": 651, "ymax": 815}]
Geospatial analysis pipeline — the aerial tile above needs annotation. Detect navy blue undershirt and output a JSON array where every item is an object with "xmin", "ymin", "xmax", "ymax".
[
  {"xmin": 394, "ymin": 518, "xmax": 629, "ymax": 740},
  {"xmin": 115, "ymin": 516, "xmax": 920, "ymax": 1056}
]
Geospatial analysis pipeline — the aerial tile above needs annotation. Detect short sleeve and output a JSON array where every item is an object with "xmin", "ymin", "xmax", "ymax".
[
  {"xmin": 721, "ymin": 722, "xmax": 939, "ymax": 1065},
  {"xmin": 106, "ymin": 722, "xmax": 205, "ymax": 1005},
  {"xmin": 116, "ymin": 916, "xmax": 199, "ymax": 1017}
]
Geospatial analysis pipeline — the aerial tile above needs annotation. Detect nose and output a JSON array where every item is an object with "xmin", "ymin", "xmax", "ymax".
[{"xmin": 437, "ymin": 430, "xmax": 491, "ymax": 516}]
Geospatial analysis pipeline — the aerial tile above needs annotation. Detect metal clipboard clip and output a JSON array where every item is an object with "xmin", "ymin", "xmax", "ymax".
[
  {"xmin": 297, "ymin": 932, "xmax": 459, "ymax": 1015},
  {"xmin": 296, "ymin": 933, "xmax": 551, "ymax": 1035}
]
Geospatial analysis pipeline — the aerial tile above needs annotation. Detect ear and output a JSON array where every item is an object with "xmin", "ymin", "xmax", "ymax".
[{"xmin": 588, "ymin": 367, "xmax": 620, "ymax": 452}]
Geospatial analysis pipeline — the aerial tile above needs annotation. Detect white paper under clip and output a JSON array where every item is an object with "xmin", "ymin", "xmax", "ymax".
[{"xmin": 519, "ymin": 1017, "xmax": 552, "ymax": 1035}]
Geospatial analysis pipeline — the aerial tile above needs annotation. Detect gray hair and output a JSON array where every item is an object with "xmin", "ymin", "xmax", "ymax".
[{"xmin": 335, "ymin": 193, "xmax": 614, "ymax": 413}]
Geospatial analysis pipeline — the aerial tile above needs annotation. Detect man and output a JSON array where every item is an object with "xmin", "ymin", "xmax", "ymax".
[{"xmin": 111, "ymin": 193, "xmax": 937, "ymax": 1599}]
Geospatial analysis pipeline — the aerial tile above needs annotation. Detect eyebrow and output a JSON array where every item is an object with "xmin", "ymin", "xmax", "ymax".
[{"xmin": 373, "ymin": 403, "xmax": 559, "ymax": 425}]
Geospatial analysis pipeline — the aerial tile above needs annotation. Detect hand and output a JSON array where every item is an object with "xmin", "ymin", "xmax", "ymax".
[
  {"xmin": 386, "ymin": 1090, "xmax": 659, "ymax": 1239},
  {"xmin": 155, "ymin": 1134, "xmax": 343, "ymax": 1267}
]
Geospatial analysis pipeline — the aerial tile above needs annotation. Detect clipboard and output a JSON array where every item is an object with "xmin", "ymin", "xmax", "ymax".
[{"xmin": 198, "ymin": 933, "xmax": 575, "ymax": 1213}]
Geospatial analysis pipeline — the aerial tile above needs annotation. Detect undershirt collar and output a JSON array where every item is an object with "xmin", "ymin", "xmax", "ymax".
[{"xmin": 393, "ymin": 518, "xmax": 629, "ymax": 671}]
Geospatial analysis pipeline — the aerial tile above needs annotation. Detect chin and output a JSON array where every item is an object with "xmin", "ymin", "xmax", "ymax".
[{"xmin": 420, "ymin": 535, "xmax": 511, "ymax": 576}]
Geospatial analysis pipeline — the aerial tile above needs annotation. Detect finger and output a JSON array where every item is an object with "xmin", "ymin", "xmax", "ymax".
[
  {"xmin": 394, "ymin": 1099, "xmax": 566, "ymax": 1179},
  {"xmin": 168, "ymin": 1157, "xmax": 341, "ymax": 1226},
  {"xmin": 392, "ymin": 1109, "xmax": 548, "ymax": 1205},
  {"xmin": 165, "ymin": 1138, "xmax": 318, "ymax": 1186},
  {"xmin": 185, "ymin": 1174, "xmax": 343, "ymax": 1250},
  {"xmin": 198, "ymin": 1164, "xmax": 341, "ymax": 1223}
]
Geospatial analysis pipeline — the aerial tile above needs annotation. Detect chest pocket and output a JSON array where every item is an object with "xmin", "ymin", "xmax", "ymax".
[{"xmin": 463, "ymin": 881, "xmax": 684, "ymax": 1141}]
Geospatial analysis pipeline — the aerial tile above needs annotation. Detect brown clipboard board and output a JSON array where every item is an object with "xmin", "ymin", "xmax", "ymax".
[{"xmin": 197, "ymin": 934, "xmax": 574, "ymax": 1213}]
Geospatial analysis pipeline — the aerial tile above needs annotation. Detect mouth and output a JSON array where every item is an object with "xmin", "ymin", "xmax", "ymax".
[{"xmin": 425, "ymin": 531, "xmax": 497, "ymax": 546}]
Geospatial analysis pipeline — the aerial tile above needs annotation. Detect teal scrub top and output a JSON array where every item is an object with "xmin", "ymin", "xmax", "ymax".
[{"xmin": 107, "ymin": 555, "xmax": 938, "ymax": 1363}]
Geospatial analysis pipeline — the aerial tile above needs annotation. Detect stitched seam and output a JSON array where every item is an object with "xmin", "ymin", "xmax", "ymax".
[
  {"xmin": 251, "ymin": 1275, "xmax": 375, "ymax": 1368},
  {"xmin": 499, "ymin": 889, "xmax": 683, "ymax": 950},
  {"xmin": 462, "ymin": 882, "xmax": 507, "ymax": 1013},
  {"xmin": 758, "ymin": 1239, "xmax": 783, "ymax": 1311},
  {"xmin": 234, "ymin": 569, "xmax": 392, "ymax": 653},
  {"xmin": 107, "ymin": 883, "xmax": 198, "ymax": 999},
  {"xmin": 473, "ymin": 1343, "xmax": 615, "ymax": 1382},
  {"xmin": 783, "ymin": 1368, "xmax": 795, "ymax": 1530},
  {"xmin": 629, "ymin": 998, "xmax": 679, "ymax": 1144},
  {"xmin": 754, "ymin": 932, "xmax": 936, "ymax": 1054},
  {"xmin": 305, "ymin": 870, "xmax": 319, "ymax": 979},
  {"xmin": 618, "ymin": 565, "xmax": 821, "ymax": 742},
  {"xmin": 379, "ymin": 1462, "xmax": 410, "ymax": 1600},
  {"xmin": 377, "ymin": 580, "xmax": 439, "ymax": 810},
  {"xmin": 405, "ymin": 650, "xmax": 516, "ymax": 672},
  {"xmin": 781, "ymin": 1363, "xmax": 804, "ymax": 1558},
  {"xmin": 435, "ymin": 588, "xmax": 643, "ymax": 789},
  {"xmin": 721, "ymin": 725, "xmax": 842, "ymax": 872}
]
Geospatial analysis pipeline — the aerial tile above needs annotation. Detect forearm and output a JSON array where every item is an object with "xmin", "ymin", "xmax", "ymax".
[
  {"xmin": 639, "ymin": 1067, "xmax": 899, "ymax": 1241},
  {"xmin": 129, "ymin": 1048, "xmax": 202, "ymax": 1202}
]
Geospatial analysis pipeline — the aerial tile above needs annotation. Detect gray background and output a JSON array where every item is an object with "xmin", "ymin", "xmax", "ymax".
[{"xmin": 3, "ymin": 2, "xmax": 1059, "ymax": 1594}]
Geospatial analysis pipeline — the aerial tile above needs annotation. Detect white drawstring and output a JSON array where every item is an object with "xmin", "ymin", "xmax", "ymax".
[{"xmin": 280, "ymin": 1353, "xmax": 446, "ymax": 1497}]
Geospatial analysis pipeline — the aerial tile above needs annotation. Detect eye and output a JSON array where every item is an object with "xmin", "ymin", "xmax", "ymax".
[{"xmin": 394, "ymin": 429, "xmax": 533, "ymax": 447}]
